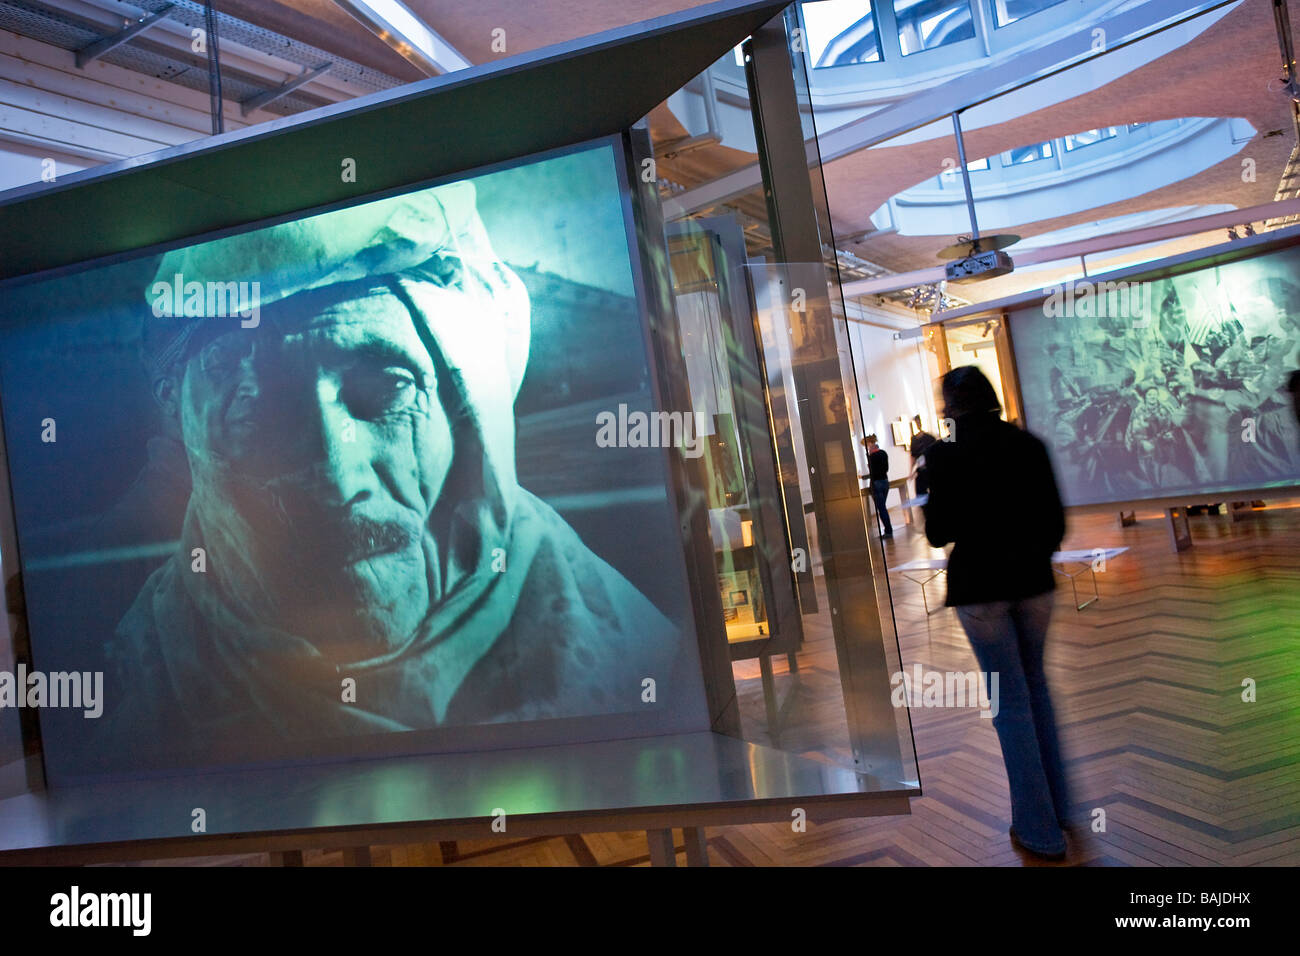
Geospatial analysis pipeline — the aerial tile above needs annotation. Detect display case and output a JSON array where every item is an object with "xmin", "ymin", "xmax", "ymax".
[{"xmin": 667, "ymin": 217, "xmax": 805, "ymax": 661}]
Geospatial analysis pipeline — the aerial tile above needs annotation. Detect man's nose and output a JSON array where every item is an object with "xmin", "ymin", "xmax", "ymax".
[
  {"xmin": 309, "ymin": 377, "xmax": 373, "ymax": 507},
  {"xmin": 233, "ymin": 353, "xmax": 259, "ymax": 401}
]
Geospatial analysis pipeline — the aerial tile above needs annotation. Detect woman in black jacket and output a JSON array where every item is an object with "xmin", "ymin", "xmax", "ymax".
[{"xmin": 923, "ymin": 366, "xmax": 1072, "ymax": 860}]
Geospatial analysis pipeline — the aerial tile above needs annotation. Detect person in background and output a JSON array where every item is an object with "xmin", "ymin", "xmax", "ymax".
[
  {"xmin": 863, "ymin": 434, "xmax": 893, "ymax": 539},
  {"xmin": 908, "ymin": 414, "xmax": 939, "ymax": 496},
  {"xmin": 922, "ymin": 366, "xmax": 1071, "ymax": 861}
]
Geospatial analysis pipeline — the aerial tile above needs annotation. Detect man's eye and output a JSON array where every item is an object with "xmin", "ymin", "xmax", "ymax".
[
  {"xmin": 200, "ymin": 341, "xmax": 234, "ymax": 372},
  {"xmin": 199, "ymin": 336, "xmax": 252, "ymax": 375},
  {"xmin": 347, "ymin": 365, "xmax": 424, "ymax": 416}
]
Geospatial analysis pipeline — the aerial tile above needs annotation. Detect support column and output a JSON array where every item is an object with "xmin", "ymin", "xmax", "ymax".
[
  {"xmin": 682, "ymin": 827, "xmax": 710, "ymax": 867},
  {"xmin": 743, "ymin": 13, "xmax": 906, "ymax": 784},
  {"xmin": 646, "ymin": 829, "xmax": 677, "ymax": 867}
]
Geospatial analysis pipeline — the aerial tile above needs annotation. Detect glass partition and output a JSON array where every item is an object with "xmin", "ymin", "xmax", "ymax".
[
  {"xmin": 666, "ymin": 218, "xmax": 805, "ymax": 659},
  {"xmin": 0, "ymin": 551, "xmax": 23, "ymax": 799},
  {"xmin": 646, "ymin": 20, "xmax": 919, "ymax": 787}
]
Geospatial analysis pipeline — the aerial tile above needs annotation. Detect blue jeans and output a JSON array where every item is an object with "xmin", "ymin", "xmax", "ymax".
[
  {"xmin": 871, "ymin": 482, "xmax": 892, "ymax": 535},
  {"xmin": 955, "ymin": 591, "xmax": 1070, "ymax": 854}
]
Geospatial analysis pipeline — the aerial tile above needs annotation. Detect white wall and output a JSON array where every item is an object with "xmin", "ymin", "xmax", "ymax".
[{"xmin": 844, "ymin": 303, "xmax": 939, "ymax": 488}]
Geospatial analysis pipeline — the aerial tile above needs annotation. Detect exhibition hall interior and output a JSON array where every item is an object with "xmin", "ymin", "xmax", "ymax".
[{"xmin": 0, "ymin": 0, "xmax": 1296, "ymax": 869}]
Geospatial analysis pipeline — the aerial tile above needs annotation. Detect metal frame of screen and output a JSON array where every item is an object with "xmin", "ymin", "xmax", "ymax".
[{"xmin": 0, "ymin": 132, "xmax": 722, "ymax": 786}]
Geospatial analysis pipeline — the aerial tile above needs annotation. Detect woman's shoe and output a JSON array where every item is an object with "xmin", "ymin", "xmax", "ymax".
[{"xmin": 1009, "ymin": 826, "xmax": 1066, "ymax": 861}]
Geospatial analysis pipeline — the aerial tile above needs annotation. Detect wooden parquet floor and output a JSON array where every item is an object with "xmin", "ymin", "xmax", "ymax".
[{"xmin": 151, "ymin": 500, "xmax": 1300, "ymax": 867}]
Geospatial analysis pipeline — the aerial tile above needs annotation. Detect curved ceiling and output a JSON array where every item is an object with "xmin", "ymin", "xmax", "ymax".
[
  {"xmin": 819, "ymin": 0, "xmax": 1297, "ymax": 277},
  {"xmin": 878, "ymin": 117, "xmax": 1256, "ymax": 237}
]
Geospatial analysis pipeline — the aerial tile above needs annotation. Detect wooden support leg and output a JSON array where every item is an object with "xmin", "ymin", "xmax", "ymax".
[
  {"xmin": 759, "ymin": 653, "xmax": 780, "ymax": 741},
  {"xmin": 786, "ymin": 651, "xmax": 799, "ymax": 674},
  {"xmin": 1166, "ymin": 507, "xmax": 1193, "ymax": 552},
  {"xmin": 646, "ymin": 828, "xmax": 677, "ymax": 867},
  {"xmin": 682, "ymin": 827, "xmax": 709, "ymax": 867},
  {"xmin": 269, "ymin": 850, "xmax": 304, "ymax": 867},
  {"xmin": 342, "ymin": 846, "xmax": 372, "ymax": 867},
  {"xmin": 1118, "ymin": 510, "xmax": 1137, "ymax": 527},
  {"xmin": 438, "ymin": 841, "xmax": 459, "ymax": 864}
]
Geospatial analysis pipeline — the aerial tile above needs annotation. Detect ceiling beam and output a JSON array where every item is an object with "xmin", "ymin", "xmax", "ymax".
[
  {"xmin": 840, "ymin": 196, "xmax": 1300, "ymax": 297},
  {"xmin": 240, "ymin": 64, "xmax": 334, "ymax": 116},
  {"xmin": 56, "ymin": 0, "xmax": 399, "ymax": 104},
  {"xmin": 74, "ymin": 4, "xmax": 176, "ymax": 69},
  {"xmin": 333, "ymin": 0, "xmax": 472, "ymax": 75},
  {"xmin": 931, "ymin": 220, "xmax": 1300, "ymax": 322}
]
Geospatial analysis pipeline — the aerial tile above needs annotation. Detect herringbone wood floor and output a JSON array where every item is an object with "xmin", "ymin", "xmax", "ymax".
[{"xmin": 153, "ymin": 500, "xmax": 1300, "ymax": 867}]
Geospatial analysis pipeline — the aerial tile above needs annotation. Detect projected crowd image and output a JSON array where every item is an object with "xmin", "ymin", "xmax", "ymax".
[
  {"xmin": 1013, "ymin": 246, "xmax": 1300, "ymax": 506},
  {"xmin": 0, "ymin": 141, "xmax": 706, "ymax": 777}
]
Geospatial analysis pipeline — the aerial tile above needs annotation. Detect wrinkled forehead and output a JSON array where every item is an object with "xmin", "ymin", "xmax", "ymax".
[{"xmin": 261, "ymin": 282, "xmax": 436, "ymax": 367}]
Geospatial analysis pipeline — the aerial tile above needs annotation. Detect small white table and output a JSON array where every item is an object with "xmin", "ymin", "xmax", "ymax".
[
  {"xmin": 886, "ymin": 558, "xmax": 949, "ymax": 615},
  {"xmin": 887, "ymin": 547, "xmax": 1130, "ymax": 614},
  {"xmin": 1050, "ymin": 547, "xmax": 1129, "ymax": 610}
]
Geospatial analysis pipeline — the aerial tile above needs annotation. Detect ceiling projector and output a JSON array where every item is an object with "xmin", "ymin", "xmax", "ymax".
[{"xmin": 944, "ymin": 248, "xmax": 1015, "ymax": 283}]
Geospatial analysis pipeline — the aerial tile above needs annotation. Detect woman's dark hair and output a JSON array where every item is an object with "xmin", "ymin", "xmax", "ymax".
[{"xmin": 941, "ymin": 365, "xmax": 1001, "ymax": 418}]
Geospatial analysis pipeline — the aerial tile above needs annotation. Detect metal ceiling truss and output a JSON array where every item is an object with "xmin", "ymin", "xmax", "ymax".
[
  {"xmin": 0, "ymin": 0, "xmax": 404, "ymax": 117},
  {"xmin": 72, "ymin": 1, "xmax": 171, "ymax": 67}
]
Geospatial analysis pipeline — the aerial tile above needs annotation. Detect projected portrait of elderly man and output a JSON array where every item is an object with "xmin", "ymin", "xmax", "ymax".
[{"xmin": 106, "ymin": 183, "xmax": 681, "ymax": 745}]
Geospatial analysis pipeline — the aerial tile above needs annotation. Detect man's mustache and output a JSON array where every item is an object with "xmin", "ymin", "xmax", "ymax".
[
  {"xmin": 306, "ymin": 512, "xmax": 422, "ymax": 562},
  {"xmin": 216, "ymin": 471, "xmax": 424, "ymax": 562}
]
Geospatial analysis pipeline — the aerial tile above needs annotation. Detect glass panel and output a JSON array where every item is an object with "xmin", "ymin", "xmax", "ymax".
[
  {"xmin": 802, "ymin": 0, "xmax": 883, "ymax": 68},
  {"xmin": 646, "ymin": 33, "xmax": 919, "ymax": 788},
  {"xmin": 0, "ymin": 548, "xmax": 23, "ymax": 799},
  {"xmin": 1004, "ymin": 140, "xmax": 1054, "ymax": 165},
  {"xmin": 894, "ymin": 0, "xmax": 976, "ymax": 56},
  {"xmin": 740, "ymin": 0, "xmax": 1300, "ymax": 865},
  {"xmin": 993, "ymin": 0, "xmax": 1066, "ymax": 28},
  {"xmin": 1063, "ymin": 126, "xmax": 1118, "ymax": 150},
  {"xmin": 667, "ymin": 222, "xmax": 795, "ymax": 653}
]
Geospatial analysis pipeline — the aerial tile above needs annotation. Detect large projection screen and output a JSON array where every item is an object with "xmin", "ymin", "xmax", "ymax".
[
  {"xmin": 1011, "ymin": 243, "xmax": 1300, "ymax": 507},
  {"xmin": 0, "ymin": 137, "xmax": 711, "ymax": 783}
]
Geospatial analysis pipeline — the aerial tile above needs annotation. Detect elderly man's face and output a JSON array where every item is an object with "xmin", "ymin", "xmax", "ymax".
[{"xmin": 178, "ymin": 286, "xmax": 454, "ymax": 657}]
